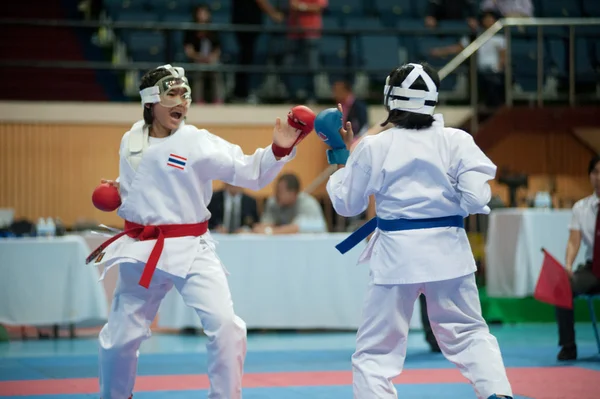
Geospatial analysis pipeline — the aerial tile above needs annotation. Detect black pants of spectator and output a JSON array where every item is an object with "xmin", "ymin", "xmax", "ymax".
[
  {"xmin": 419, "ymin": 294, "xmax": 438, "ymax": 348},
  {"xmin": 478, "ymin": 71, "xmax": 505, "ymax": 108},
  {"xmin": 233, "ymin": 31, "xmax": 259, "ymax": 99},
  {"xmin": 555, "ymin": 262, "xmax": 600, "ymax": 348}
]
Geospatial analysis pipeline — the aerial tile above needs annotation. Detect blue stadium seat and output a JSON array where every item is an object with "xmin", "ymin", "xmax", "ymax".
[
  {"xmin": 574, "ymin": 38, "xmax": 596, "ymax": 81},
  {"xmin": 359, "ymin": 35, "xmax": 401, "ymax": 78},
  {"xmin": 113, "ymin": 11, "xmax": 160, "ymax": 43},
  {"xmin": 511, "ymin": 38, "xmax": 548, "ymax": 91},
  {"xmin": 374, "ymin": 0, "xmax": 413, "ymax": 27},
  {"xmin": 342, "ymin": 16, "xmax": 384, "ymax": 30},
  {"xmin": 327, "ymin": 0, "xmax": 364, "ymax": 16},
  {"xmin": 126, "ymin": 31, "xmax": 166, "ymax": 63},
  {"xmin": 104, "ymin": 0, "xmax": 147, "ymax": 17},
  {"xmin": 396, "ymin": 18, "xmax": 428, "ymax": 35},
  {"xmin": 161, "ymin": 14, "xmax": 192, "ymax": 63},
  {"xmin": 150, "ymin": 0, "xmax": 192, "ymax": 13},
  {"xmin": 538, "ymin": 0, "xmax": 582, "ymax": 17},
  {"xmin": 412, "ymin": 0, "xmax": 430, "ymax": 18},
  {"xmin": 218, "ymin": 32, "xmax": 238, "ymax": 64},
  {"xmin": 546, "ymin": 39, "xmax": 567, "ymax": 77},
  {"xmin": 203, "ymin": 0, "xmax": 231, "ymax": 13},
  {"xmin": 582, "ymin": 0, "xmax": 600, "ymax": 16}
]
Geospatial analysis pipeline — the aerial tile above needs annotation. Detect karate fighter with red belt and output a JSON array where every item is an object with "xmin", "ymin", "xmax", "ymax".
[{"xmin": 87, "ymin": 64, "xmax": 315, "ymax": 399}]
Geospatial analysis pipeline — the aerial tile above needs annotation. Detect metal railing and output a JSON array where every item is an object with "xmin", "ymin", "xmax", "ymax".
[
  {"xmin": 439, "ymin": 17, "xmax": 600, "ymax": 132},
  {"xmin": 0, "ymin": 17, "xmax": 473, "ymax": 75}
]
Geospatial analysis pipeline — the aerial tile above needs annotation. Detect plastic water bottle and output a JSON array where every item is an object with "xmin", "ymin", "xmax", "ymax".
[
  {"xmin": 46, "ymin": 218, "xmax": 56, "ymax": 237},
  {"xmin": 534, "ymin": 192, "xmax": 552, "ymax": 209},
  {"xmin": 36, "ymin": 218, "xmax": 47, "ymax": 237}
]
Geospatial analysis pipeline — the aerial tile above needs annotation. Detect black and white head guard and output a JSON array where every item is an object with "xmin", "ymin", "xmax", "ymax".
[{"xmin": 383, "ymin": 63, "xmax": 438, "ymax": 115}]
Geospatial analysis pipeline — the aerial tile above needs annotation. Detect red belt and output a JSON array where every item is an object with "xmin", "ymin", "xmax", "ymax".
[{"xmin": 86, "ymin": 220, "xmax": 209, "ymax": 288}]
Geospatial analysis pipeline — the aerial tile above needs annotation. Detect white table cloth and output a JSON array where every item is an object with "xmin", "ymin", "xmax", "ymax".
[
  {"xmin": 485, "ymin": 209, "xmax": 587, "ymax": 298},
  {"xmin": 158, "ymin": 234, "xmax": 425, "ymax": 330},
  {"xmin": 0, "ymin": 235, "xmax": 108, "ymax": 326}
]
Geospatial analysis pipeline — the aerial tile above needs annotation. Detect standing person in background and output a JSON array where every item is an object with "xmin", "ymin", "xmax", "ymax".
[{"xmin": 231, "ymin": 0, "xmax": 284, "ymax": 104}]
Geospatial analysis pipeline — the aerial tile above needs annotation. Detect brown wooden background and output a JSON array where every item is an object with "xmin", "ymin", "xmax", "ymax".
[
  {"xmin": 0, "ymin": 123, "xmax": 328, "ymax": 226},
  {"xmin": 0, "ymin": 120, "xmax": 595, "ymax": 227}
]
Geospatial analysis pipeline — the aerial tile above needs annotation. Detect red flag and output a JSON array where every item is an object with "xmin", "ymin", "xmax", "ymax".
[{"xmin": 534, "ymin": 248, "xmax": 573, "ymax": 309}]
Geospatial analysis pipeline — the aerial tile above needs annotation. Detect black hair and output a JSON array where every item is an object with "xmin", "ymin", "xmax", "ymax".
[
  {"xmin": 588, "ymin": 154, "xmax": 600, "ymax": 175},
  {"xmin": 139, "ymin": 67, "xmax": 173, "ymax": 125},
  {"xmin": 277, "ymin": 173, "xmax": 301, "ymax": 193},
  {"xmin": 381, "ymin": 63, "xmax": 440, "ymax": 130}
]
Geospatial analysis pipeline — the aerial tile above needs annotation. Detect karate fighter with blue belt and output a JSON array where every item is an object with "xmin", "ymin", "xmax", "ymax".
[{"xmin": 314, "ymin": 62, "xmax": 513, "ymax": 399}]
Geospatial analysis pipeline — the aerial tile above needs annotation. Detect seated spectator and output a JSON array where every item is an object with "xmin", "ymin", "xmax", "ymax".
[
  {"xmin": 425, "ymin": 0, "xmax": 478, "ymax": 30},
  {"xmin": 430, "ymin": 10, "xmax": 505, "ymax": 108},
  {"xmin": 208, "ymin": 183, "xmax": 259, "ymax": 234},
  {"xmin": 480, "ymin": 0, "xmax": 533, "ymax": 17},
  {"xmin": 253, "ymin": 173, "xmax": 327, "ymax": 234},
  {"xmin": 184, "ymin": 5, "xmax": 224, "ymax": 104},
  {"xmin": 332, "ymin": 79, "xmax": 369, "ymax": 141}
]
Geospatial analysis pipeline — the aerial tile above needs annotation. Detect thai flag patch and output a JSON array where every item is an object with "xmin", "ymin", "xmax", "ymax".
[{"xmin": 167, "ymin": 153, "xmax": 187, "ymax": 170}]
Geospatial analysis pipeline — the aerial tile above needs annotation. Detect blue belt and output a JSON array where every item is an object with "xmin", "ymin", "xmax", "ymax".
[{"xmin": 335, "ymin": 215, "xmax": 464, "ymax": 254}]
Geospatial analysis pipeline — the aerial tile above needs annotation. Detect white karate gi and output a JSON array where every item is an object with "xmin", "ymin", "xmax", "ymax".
[
  {"xmin": 326, "ymin": 115, "xmax": 512, "ymax": 399},
  {"xmin": 95, "ymin": 120, "xmax": 295, "ymax": 399}
]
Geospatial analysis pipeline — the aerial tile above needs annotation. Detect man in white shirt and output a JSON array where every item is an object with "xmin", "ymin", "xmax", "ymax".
[
  {"xmin": 556, "ymin": 155, "xmax": 600, "ymax": 361},
  {"xmin": 253, "ymin": 173, "xmax": 327, "ymax": 234}
]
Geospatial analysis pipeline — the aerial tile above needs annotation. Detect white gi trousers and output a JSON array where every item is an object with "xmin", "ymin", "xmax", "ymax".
[
  {"xmin": 352, "ymin": 273, "xmax": 512, "ymax": 399},
  {"xmin": 98, "ymin": 245, "xmax": 247, "ymax": 399}
]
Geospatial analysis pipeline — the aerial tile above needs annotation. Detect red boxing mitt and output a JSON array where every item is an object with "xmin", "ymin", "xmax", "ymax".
[
  {"xmin": 92, "ymin": 183, "xmax": 121, "ymax": 212},
  {"xmin": 272, "ymin": 105, "xmax": 316, "ymax": 157}
]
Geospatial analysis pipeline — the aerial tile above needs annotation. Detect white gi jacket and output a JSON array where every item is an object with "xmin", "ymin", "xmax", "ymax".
[
  {"xmin": 95, "ymin": 120, "xmax": 295, "ymax": 278},
  {"xmin": 327, "ymin": 115, "xmax": 496, "ymax": 284}
]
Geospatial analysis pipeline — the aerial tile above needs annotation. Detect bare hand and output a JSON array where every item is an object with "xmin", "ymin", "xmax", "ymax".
[
  {"xmin": 101, "ymin": 179, "xmax": 120, "ymax": 193},
  {"xmin": 565, "ymin": 267, "xmax": 573, "ymax": 278},
  {"xmin": 337, "ymin": 103, "xmax": 354, "ymax": 149},
  {"xmin": 273, "ymin": 117, "xmax": 302, "ymax": 149}
]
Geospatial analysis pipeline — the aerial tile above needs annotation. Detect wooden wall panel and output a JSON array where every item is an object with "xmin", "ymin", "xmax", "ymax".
[
  {"xmin": 0, "ymin": 123, "xmax": 328, "ymax": 227},
  {"xmin": 487, "ymin": 132, "xmax": 594, "ymax": 175}
]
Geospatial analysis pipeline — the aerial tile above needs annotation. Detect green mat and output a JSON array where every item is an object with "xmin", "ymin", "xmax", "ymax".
[{"xmin": 479, "ymin": 287, "xmax": 600, "ymax": 324}]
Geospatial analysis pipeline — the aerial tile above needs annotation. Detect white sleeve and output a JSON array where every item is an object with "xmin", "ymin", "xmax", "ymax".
[
  {"xmin": 203, "ymin": 131, "xmax": 296, "ymax": 191},
  {"xmin": 326, "ymin": 139, "xmax": 373, "ymax": 218},
  {"xmin": 448, "ymin": 130, "xmax": 497, "ymax": 215},
  {"xmin": 293, "ymin": 194, "xmax": 328, "ymax": 233},
  {"xmin": 568, "ymin": 201, "xmax": 583, "ymax": 231}
]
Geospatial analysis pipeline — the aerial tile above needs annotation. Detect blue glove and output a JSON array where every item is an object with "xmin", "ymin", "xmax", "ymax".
[{"xmin": 314, "ymin": 108, "xmax": 350, "ymax": 165}]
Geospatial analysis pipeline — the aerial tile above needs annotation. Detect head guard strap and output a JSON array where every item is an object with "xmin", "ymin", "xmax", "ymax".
[{"xmin": 383, "ymin": 63, "xmax": 438, "ymax": 115}]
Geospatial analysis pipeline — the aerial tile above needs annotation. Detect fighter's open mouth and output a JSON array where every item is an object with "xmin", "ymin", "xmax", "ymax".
[{"xmin": 170, "ymin": 112, "xmax": 182, "ymax": 119}]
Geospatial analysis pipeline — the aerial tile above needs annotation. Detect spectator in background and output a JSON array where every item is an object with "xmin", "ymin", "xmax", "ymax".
[
  {"xmin": 481, "ymin": 0, "xmax": 534, "ymax": 17},
  {"xmin": 425, "ymin": 0, "xmax": 478, "ymax": 30},
  {"xmin": 284, "ymin": 0, "xmax": 328, "ymax": 104},
  {"xmin": 331, "ymin": 79, "xmax": 370, "ymax": 232},
  {"xmin": 331, "ymin": 80, "xmax": 369, "ymax": 140},
  {"xmin": 231, "ymin": 0, "xmax": 284, "ymax": 104},
  {"xmin": 208, "ymin": 183, "xmax": 259, "ymax": 234},
  {"xmin": 253, "ymin": 173, "xmax": 327, "ymax": 234},
  {"xmin": 555, "ymin": 155, "xmax": 600, "ymax": 361},
  {"xmin": 184, "ymin": 5, "xmax": 224, "ymax": 104},
  {"xmin": 429, "ymin": 10, "xmax": 505, "ymax": 109}
]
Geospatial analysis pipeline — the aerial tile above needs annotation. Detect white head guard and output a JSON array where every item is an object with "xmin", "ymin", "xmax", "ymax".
[
  {"xmin": 383, "ymin": 63, "xmax": 438, "ymax": 115},
  {"xmin": 139, "ymin": 64, "xmax": 191, "ymax": 108}
]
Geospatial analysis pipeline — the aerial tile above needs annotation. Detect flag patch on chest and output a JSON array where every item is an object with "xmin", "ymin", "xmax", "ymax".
[{"xmin": 167, "ymin": 154, "xmax": 187, "ymax": 170}]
